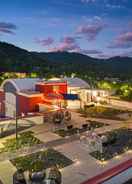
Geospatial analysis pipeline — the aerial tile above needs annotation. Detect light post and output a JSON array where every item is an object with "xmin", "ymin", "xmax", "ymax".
[{"xmin": 14, "ymin": 110, "xmax": 18, "ymax": 140}]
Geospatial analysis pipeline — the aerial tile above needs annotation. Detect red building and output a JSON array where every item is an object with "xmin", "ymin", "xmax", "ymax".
[
  {"xmin": 0, "ymin": 78, "xmax": 67, "ymax": 118},
  {"xmin": 36, "ymin": 81, "xmax": 67, "ymax": 105},
  {"xmin": 17, "ymin": 92, "xmax": 44, "ymax": 115}
]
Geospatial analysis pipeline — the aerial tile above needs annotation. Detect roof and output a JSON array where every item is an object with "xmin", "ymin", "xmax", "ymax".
[
  {"xmin": 65, "ymin": 77, "xmax": 90, "ymax": 88},
  {"xmin": 1, "ymin": 78, "xmax": 42, "ymax": 92},
  {"xmin": 49, "ymin": 77, "xmax": 90, "ymax": 88},
  {"xmin": 37, "ymin": 81, "xmax": 67, "ymax": 85},
  {"xmin": 17, "ymin": 90, "xmax": 44, "ymax": 97},
  {"xmin": 20, "ymin": 90, "xmax": 42, "ymax": 95}
]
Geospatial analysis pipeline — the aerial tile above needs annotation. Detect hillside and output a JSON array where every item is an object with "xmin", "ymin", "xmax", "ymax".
[
  {"xmin": 0, "ymin": 42, "xmax": 48, "ymax": 72},
  {"xmin": 0, "ymin": 41, "xmax": 132, "ymax": 78},
  {"xmin": 33, "ymin": 52, "xmax": 132, "ymax": 78}
]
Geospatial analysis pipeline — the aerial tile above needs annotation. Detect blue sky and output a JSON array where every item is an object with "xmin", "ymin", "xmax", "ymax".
[{"xmin": 0, "ymin": 0, "xmax": 132, "ymax": 58}]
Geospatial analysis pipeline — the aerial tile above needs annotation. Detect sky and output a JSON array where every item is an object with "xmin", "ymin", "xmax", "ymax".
[{"xmin": 0, "ymin": 0, "xmax": 132, "ymax": 58}]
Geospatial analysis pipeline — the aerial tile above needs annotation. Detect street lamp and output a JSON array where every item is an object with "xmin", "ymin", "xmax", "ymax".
[{"xmin": 13, "ymin": 110, "xmax": 18, "ymax": 140}]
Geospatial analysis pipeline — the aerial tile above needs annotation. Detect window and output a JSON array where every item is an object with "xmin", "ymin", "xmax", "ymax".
[{"xmin": 53, "ymin": 85, "xmax": 59, "ymax": 92}]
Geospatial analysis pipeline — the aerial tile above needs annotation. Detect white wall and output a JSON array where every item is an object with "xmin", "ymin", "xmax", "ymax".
[
  {"xmin": 5, "ymin": 92, "xmax": 16, "ymax": 118},
  {"xmin": 67, "ymin": 100, "xmax": 81, "ymax": 109}
]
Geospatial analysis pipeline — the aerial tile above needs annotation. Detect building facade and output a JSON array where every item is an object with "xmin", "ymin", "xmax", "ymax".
[
  {"xmin": 0, "ymin": 78, "xmax": 67, "ymax": 118},
  {"xmin": 0, "ymin": 77, "xmax": 109, "ymax": 118}
]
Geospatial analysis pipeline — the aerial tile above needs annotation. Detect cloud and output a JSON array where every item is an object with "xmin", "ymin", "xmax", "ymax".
[
  {"xmin": 119, "ymin": 50, "xmax": 132, "ymax": 57},
  {"xmin": 108, "ymin": 32, "xmax": 132, "ymax": 49},
  {"xmin": 49, "ymin": 36, "xmax": 80, "ymax": 52},
  {"xmin": 81, "ymin": 0, "xmax": 127, "ymax": 9},
  {"xmin": 48, "ymin": 35, "xmax": 103, "ymax": 56},
  {"xmin": 81, "ymin": 49, "xmax": 103, "ymax": 55},
  {"xmin": 36, "ymin": 37, "xmax": 54, "ymax": 46},
  {"xmin": 106, "ymin": 3, "xmax": 124, "ymax": 9},
  {"xmin": 47, "ymin": 18, "xmax": 62, "ymax": 27},
  {"xmin": 97, "ymin": 53, "xmax": 113, "ymax": 58},
  {"xmin": 0, "ymin": 22, "xmax": 17, "ymax": 34},
  {"xmin": 81, "ymin": 0, "xmax": 96, "ymax": 3},
  {"xmin": 76, "ymin": 17, "xmax": 105, "ymax": 40}
]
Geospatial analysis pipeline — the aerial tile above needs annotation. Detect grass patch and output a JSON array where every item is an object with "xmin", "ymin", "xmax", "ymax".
[
  {"xmin": 55, "ymin": 128, "xmax": 78, "ymax": 137},
  {"xmin": 79, "ymin": 106, "xmax": 129, "ymax": 120},
  {"xmin": 87, "ymin": 120, "xmax": 108, "ymax": 129},
  {"xmin": 55, "ymin": 121, "xmax": 108, "ymax": 137},
  {"xmin": 90, "ymin": 128, "xmax": 132, "ymax": 161},
  {"xmin": 11, "ymin": 148, "xmax": 73, "ymax": 172},
  {"xmin": 0, "ymin": 131, "xmax": 42, "ymax": 153}
]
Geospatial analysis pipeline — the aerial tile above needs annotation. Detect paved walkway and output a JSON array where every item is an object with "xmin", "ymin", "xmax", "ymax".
[
  {"xmin": 109, "ymin": 99, "xmax": 132, "ymax": 111},
  {"xmin": 55, "ymin": 141, "xmax": 132, "ymax": 184},
  {"xmin": 0, "ymin": 111, "xmax": 130, "ymax": 161},
  {"xmin": 0, "ymin": 111, "xmax": 131, "ymax": 184},
  {"xmin": 0, "ymin": 160, "xmax": 16, "ymax": 184}
]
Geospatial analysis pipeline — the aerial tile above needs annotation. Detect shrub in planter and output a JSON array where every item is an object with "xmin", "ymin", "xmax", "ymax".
[
  {"xmin": 13, "ymin": 169, "xmax": 26, "ymax": 184},
  {"xmin": 56, "ymin": 129, "xmax": 66, "ymax": 137},
  {"xmin": 53, "ymin": 111, "xmax": 64, "ymax": 124},
  {"xmin": 103, "ymin": 132, "xmax": 117, "ymax": 146},
  {"xmin": 67, "ymin": 125, "xmax": 73, "ymax": 130},
  {"xmin": 29, "ymin": 161, "xmax": 46, "ymax": 183},
  {"xmin": 64, "ymin": 111, "xmax": 71, "ymax": 121},
  {"xmin": 48, "ymin": 165, "xmax": 62, "ymax": 184},
  {"xmin": 82, "ymin": 124, "xmax": 88, "ymax": 129}
]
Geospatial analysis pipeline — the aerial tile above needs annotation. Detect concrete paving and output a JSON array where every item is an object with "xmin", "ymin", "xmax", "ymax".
[
  {"xmin": 109, "ymin": 99, "xmax": 132, "ymax": 111},
  {"xmin": 0, "ymin": 160, "xmax": 16, "ymax": 184},
  {"xmin": 34, "ymin": 131, "xmax": 61, "ymax": 143},
  {"xmin": 0, "ymin": 110, "xmax": 131, "ymax": 184},
  {"xmin": 55, "ymin": 141, "xmax": 132, "ymax": 184}
]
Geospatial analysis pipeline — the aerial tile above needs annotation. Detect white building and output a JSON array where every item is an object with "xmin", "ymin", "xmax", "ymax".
[
  {"xmin": 79, "ymin": 89, "xmax": 109, "ymax": 108},
  {"xmin": 64, "ymin": 77, "xmax": 90, "ymax": 109},
  {"xmin": 49, "ymin": 77, "xmax": 109, "ymax": 109}
]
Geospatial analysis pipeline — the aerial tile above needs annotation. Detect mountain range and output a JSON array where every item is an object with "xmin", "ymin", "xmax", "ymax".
[{"xmin": 0, "ymin": 41, "xmax": 132, "ymax": 78}]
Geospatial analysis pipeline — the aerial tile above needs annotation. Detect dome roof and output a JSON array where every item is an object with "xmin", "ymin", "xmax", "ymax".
[
  {"xmin": 64, "ymin": 77, "xmax": 90, "ymax": 88},
  {"xmin": 1, "ymin": 78, "xmax": 41, "ymax": 92},
  {"xmin": 49, "ymin": 77, "xmax": 90, "ymax": 88}
]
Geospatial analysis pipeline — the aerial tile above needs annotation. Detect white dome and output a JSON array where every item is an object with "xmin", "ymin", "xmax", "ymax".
[
  {"xmin": 1, "ymin": 78, "xmax": 42, "ymax": 92},
  {"xmin": 64, "ymin": 77, "xmax": 90, "ymax": 88}
]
